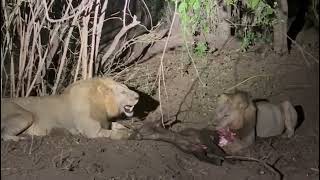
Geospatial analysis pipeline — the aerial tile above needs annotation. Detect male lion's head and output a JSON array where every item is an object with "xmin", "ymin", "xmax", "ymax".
[
  {"xmin": 214, "ymin": 91, "xmax": 250, "ymax": 130},
  {"xmin": 213, "ymin": 91, "xmax": 251, "ymax": 146},
  {"xmin": 110, "ymin": 81, "xmax": 139, "ymax": 117},
  {"xmin": 98, "ymin": 78, "xmax": 139, "ymax": 118},
  {"xmin": 64, "ymin": 77, "xmax": 139, "ymax": 121}
]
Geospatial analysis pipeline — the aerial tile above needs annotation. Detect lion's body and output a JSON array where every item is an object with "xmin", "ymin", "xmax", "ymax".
[
  {"xmin": 1, "ymin": 77, "xmax": 139, "ymax": 141},
  {"xmin": 256, "ymin": 101, "xmax": 284, "ymax": 137},
  {"xmin": 214, "ymin": 91, "xmax": 297, "ymax": 154},
  {"xmin": 256, "ymin": 100, "xmax": 297, "ymax": 138},
  {"xmin": 2, "ymin": 96, "xmax": 73, "ymax": 136}
]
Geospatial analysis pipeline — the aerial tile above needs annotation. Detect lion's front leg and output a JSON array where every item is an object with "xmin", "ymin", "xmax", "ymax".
[
  {"xmin": 78, "ymin": 120, "xmax": 132, "ymax": 140},
  {"xmin": 223, "ymin": 131, "xmax": 255, "ymax": 155},
  {"xmin": 109, "ymin": 122, "xmax": 133, "ymax": 140},
  {"xmin": 111, "ymin": 122, "xmax": 128, "ymax": 130},
  {"xmin": 222, "ymin": 139, "xmax": 246, "ymax": 155},
  {"xmin": 98, "ymin": 128, "xmax": 132, "ymax": 140},
  {"xmin": 280, "ymin": 101, "xmax": 298, "ymax": 138}
]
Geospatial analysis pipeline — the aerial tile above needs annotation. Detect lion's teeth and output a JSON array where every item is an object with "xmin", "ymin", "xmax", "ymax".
[{"xmin": 124, "ymin": 105, "xmax": 133, "ymax": 113}]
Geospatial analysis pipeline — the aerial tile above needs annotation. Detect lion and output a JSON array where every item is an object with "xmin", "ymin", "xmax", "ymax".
[
  {"xmin": 1, "ymin": 77, "xmax": 139, "ymax": 141},
  {"xmin": 213, "ymin": 91, "xmax": 298, "ymax": 154},
  {"xmin": 213, "ymin": 91, "xmax": 257, "ymax": 154}
]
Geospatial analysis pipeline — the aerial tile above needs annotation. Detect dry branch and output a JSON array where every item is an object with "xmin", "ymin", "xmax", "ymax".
[
  {"xmin": 1, "ymin": 0, "xmax": 153, "ymax": 97},
  {"xmin": 51, "ymin": 16, "xmax": 78, "ymax": 95},
  {"xmin": 101, "ymin": 15, "xmax": 141, "ymax": 66}
]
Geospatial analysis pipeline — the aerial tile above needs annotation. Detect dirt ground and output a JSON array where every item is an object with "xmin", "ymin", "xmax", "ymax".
[{"xmin": 1, "ymin": 27, "xmax": 319, "ymax": 180}]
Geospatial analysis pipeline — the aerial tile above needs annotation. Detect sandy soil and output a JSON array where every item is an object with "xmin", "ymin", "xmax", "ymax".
[{"xmin": 1, "ymin": 27, "xmax": 319, "ymax": 180}]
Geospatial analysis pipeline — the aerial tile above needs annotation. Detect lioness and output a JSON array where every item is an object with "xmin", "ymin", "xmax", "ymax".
[
  {"xmin": 1, "ymin": 77, "xmax": 139, "ymax": 141},
  {"xmin": 214, "ymin": 91, "xmax": 298, "ymax": 154}
]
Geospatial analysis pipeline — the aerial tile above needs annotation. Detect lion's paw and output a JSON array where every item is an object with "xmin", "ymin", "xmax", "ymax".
[
  {"xmin": 111, "ymin": 122, "xmax": 129, "ymax": 131},
  {"xmin": 110, "ymin": 129, "xmax": 133, "ymax": 140}
]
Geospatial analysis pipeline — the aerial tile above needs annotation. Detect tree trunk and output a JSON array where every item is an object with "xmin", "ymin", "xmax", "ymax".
[{"xmin": 273, "ymin": 0, "xmax": 288, "ymax": 55}]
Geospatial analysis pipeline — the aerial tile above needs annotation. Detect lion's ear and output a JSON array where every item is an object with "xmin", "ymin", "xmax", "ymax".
[
  {"xmin": 97, "ymin": 85, "xmax": 111, "ymax": 95},
  {"xmin": 238, "ymin": 102, "xmax": 247, "ymax": 109},
  {"xmin": 238, "ymin": 95, "xmax": 250, "ymax": 109},
  {"xmin": 217, "ymin": 94, "xmax": 230, "ymax": 103}
]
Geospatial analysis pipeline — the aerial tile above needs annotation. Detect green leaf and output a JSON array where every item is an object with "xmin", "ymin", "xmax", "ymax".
[
  {"xmin": 178, "ymin": 2, "xmax": 188, "ymax": 13},
  {"xmin": 265, "ymin": 6, "xmax": 274, "ymax": 15},
  {"xmin": 247, "ymin": 0, "xmax": 260, "ymax": 9},
  {"xmin": 253, "ymin": 0, "xmax": 261, "ymax": 8},
  {"xmin": 193, "ymin": 0, "xmax": 200, "ymax": 10}
]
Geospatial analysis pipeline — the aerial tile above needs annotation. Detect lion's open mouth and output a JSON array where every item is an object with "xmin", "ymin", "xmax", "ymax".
[
  {"xmin": 217, "ymin": 128, "xmax": 236, "ymax": 147},
  {"xmin": 123, "ymin": 105, "xmax": 134, "ymax": 117}
]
